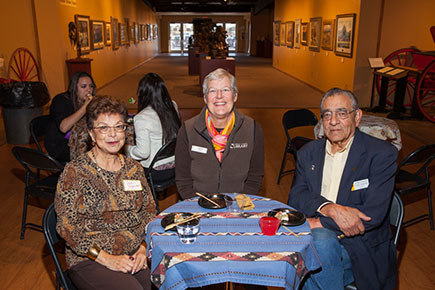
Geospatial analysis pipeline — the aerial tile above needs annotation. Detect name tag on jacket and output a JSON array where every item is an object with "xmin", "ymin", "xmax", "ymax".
[
  {"xmin": 191, "ymin": 145, "xmax": 208, "ymax": 154},
  {"xmin": 123, "ymin": 180, "xmax": 143, "ymax": 191},
  {"xmin": 351, "ymin": 178, "xmax": 369, "ymax": 191}
]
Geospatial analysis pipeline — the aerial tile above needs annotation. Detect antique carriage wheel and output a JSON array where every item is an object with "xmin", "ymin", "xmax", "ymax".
[
  {"xmin": 8, "ymin": 47, "xmax": 40, "ymax": 82},
  {"xmin": 375, "ymin": 47, "xmax": 420, "ymax": 108},
  {"xmin": 416, "ymin": 59, "xmax": 435, "ymax": 123}
]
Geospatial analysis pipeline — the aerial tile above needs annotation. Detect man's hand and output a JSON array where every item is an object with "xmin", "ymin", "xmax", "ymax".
[
  {"xmin": 320, "ymin": 203, "xmax": 371, "ymax": 237},
  {"xmin": 307, "ymin": 217, "xmax": 323, "ymax": 229}
]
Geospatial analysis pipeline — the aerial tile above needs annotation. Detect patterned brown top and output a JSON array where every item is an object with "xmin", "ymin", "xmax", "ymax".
[{"xmin": 54, "ymin": 152, "xmax": 157, "ymax": 268}]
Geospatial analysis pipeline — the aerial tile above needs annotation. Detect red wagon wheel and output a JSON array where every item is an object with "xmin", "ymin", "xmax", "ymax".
[
  {"xmin": 375, "ymin": 47, "xmax": 420, "ymax": 108},
  {"xmin": 8, "ymin": 47, "xmax": 40, "ymax": 82},
  {"xmin": 416, "ymin": 59, "xmax": 435, "ymax": 123}
]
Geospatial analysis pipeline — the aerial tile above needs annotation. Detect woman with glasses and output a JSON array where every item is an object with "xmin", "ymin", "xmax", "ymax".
[
  {"xmin": 46, "ymin": 71, "xmax": 96, "ymax": 162},
  {"xmin": 127, "ymin": 73, "xmax": 180, "ymax": 181},
  {"xmin": 55, "ymin": 96, "xmax": 156, "ymax": 289},
  {"xmin": 175, "ymin": 68, "xmax": 264, "ymax": 200}
]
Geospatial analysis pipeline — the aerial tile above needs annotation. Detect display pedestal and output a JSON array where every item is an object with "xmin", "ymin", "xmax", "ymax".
[
  {"xmin": 66, "ymin": 58, "xmax": 93, "ymax": 81},
  {"xmin": 199, "ymin": 58, "xmax": 236, "ymax": 87},
  {"xmin": 188, "ymin": 48, "xmax": 207, "ymax": 75}
]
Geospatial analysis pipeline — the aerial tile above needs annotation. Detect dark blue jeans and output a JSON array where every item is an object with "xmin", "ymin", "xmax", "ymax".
[{"xmin": 302, "ymin": 228, "xmax": 354, "ymax": 290}]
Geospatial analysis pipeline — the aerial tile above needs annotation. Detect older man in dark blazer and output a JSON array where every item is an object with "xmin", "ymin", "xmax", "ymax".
[{"xmin": 288, "ymin": 88, "xmax": 398, "ymax": 290}]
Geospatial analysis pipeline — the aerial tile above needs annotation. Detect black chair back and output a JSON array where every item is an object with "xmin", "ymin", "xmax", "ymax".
[
  {"xmin": 30, "ymin": 115, "xmax": 53, "ymax": 152},
  {"xmin": 277, "ymin": 109, "xmax": 318, "ymax": 184},
  {"xmin": 13, "ymin": 146, "xmax": 64, "ymax": 180},
  {"xmin": 390, "ymin": 192, "xmax": 404, "ymax": 246},
  {"xmin": 397, "ymin": 144, "xmax": 435, "ymax": 175},
  {"xmin": 43, "ymin": 203, "xmax": 77, "ymax": 290},
  {"xmin": 145, "ymin": 139, "xmax": 177, "ymax": 213}
]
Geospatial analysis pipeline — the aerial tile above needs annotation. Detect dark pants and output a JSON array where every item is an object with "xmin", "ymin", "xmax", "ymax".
[{"xmin": 69, "ymin": 260, "xmax": 152, "ymax": 290}]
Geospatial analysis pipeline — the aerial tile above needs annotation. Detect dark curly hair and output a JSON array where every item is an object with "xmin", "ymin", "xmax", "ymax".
[{"xmin": 86, "ymin": 96, "xmax": 128, "ymax": 130}]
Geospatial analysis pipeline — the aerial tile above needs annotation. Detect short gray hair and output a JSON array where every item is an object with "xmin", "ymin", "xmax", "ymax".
[
  {"xmin": 202, "ymin": 68, "xmax": 238, "ymax": 96},
  {"xmin": 320, "ymin": 88, "xmax": 359, "ymax": 111}
]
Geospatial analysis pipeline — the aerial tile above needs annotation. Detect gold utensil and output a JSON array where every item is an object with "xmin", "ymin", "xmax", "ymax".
[
  {"xmin": 164, "ymin": 213, "xmax": 202, "ymax": 231},
  {"xmin": 282, "ymin": 225, "xmax": 301, "ymax": 239},
  {"xmin": 195, "ymin": 192, "xmax": 221, "ymax": 207}
]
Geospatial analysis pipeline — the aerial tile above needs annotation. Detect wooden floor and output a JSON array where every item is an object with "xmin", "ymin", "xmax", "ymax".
[{"xmin": 1, "ymin": 108, "xmax": 434, "ymax": 289}]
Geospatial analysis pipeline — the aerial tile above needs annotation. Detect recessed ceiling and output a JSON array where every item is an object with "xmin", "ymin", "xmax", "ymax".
[{"xmin": 142, "ymin": 0, "xmax": 273, "ymax": 14}]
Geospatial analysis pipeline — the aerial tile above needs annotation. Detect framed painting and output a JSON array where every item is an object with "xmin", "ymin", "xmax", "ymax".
[
  {"xmin": 129, "ymin": 24, "xmax": 134, "ymax": 43},
  {"xmin": 74, "ymin": 15, "xmax": 91, "ymax": 54},
  {"xmin": 90, "ymin": 20, "xmax": 104, "ymax": 50},
  {"xmin": 294, "ymin": 19, "xmax": 301, "ymax": 49},
  {"xmin": 139, "ymin": 24, "xmax": 144, "ymax": 41},
  {"xmin": 119, "ymin": 23, "xmax": 128, "ymax": 46},
  {"xmin": 321, "ymin": 19, "xmax": 335, "ymax": 51},
  {"xmin": 111, "ymin": 17, "xmax": 119, "ymax": 50},
  {"xmin": 147, "ymin": 24, "xmax": 152, "ymax": 40},
  {"xmin": 152, "ymin": 24, "xmax": 158, "ymax": 39},
  {"xmin": 335, "ymin": 13, "xmax": 356, "ymax": 58},
  {"xmin": 134, "ymin": 23, "xmax": 139, "ymax": 43},
  {"xmin": 280, "ymin": 22, "xmax": 286, "ymax": 46},
  {"xmin": 285, "ymin": 21, "xmax": 294, "ymax": 48},
  {"xmin": 104, "ymin": 22, "xmax": 112, "ymax": 46},
  {"xmin": 273, "ymin": 21, "xmax": 280, "ymax": 46},
  {"xmin": 309, "ymin": 17, "xmax": 322, "ymax": 52},
  {"xmin": 301, "ymin": 22, "xmax": 308, "ymax": 46}
]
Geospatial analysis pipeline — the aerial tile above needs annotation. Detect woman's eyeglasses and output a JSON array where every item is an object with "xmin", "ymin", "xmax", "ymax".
[
  {"xmin": 321, "ymin": 109, "xmax": 355, "ymax": 120},
  {"xmin": 207, "ymin": 87, "xmax": 232, "ymax": 97},
  {"xmin": 93, "ymin": 124, "xmax": 127, "ymax": 134}
]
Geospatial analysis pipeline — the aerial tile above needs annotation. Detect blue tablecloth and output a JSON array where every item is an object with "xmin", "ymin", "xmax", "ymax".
[{"xmin": 145, "ymin": 195, "xmax": 321, "ymax": 290}]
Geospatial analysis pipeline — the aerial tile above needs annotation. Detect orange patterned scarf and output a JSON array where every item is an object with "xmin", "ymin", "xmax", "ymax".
[{"xmin": 205, "ymin": 109, "xmax": 235, "ymax": 162}]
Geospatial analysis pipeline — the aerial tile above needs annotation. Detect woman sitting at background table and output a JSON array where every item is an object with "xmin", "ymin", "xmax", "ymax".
[
  {"xmin": 127, "ymin": 73, "xmax": 181, "ymax": 181},
  {"xmin": 55, "ymin": 96, "xmax": 156, "ymax": 290},
  {"xmin": 45, "ymin": 71, "xmax": 96, "ymax": 162}
]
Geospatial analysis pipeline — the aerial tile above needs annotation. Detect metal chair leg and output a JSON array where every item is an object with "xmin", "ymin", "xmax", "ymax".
[
  {"xmin": 20, "ymin": 192, "xmax": 29, "ymax": 240},
  {"xmin": 277, "ymin": 142, "xmax": 290, "ymax": 184},
  {"xmin": 427, "ymin": 186, "xmax": 434, "ymax": 230}
]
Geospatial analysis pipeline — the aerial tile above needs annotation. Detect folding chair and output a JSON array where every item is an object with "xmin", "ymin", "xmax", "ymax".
[
  {"xmin": 43, "ymin": 203, "xmax": 77, "ymax": 290},
  {"xmin": 30, "ymin": 115, "xmax": 53, "ymax": 152},
  {"xmin": 145, "ymin": 139, "xmax": 177, "ymax": 213},
  {"xmin": 277, "ymin": 109, "xmax": 318, "ymax": 184},
  {"xmin": 12, "ymin": 146, "xmax": 63, "ymax": 239},
  {"xmin": 395, "ymin": 144, "xmax": 435, "ymax": 230}
]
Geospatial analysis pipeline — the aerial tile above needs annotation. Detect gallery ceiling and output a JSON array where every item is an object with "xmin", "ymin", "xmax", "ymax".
[{"xmin": 142, "ymin": 0, "xmax": 273, "ymax": 14}]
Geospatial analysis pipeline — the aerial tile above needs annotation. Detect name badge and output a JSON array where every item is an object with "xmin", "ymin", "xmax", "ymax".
[
  {"xmin": 123, "ymin": 180, "xmax": 143, "ymax": 191},
  {"xmin": 351, "ymin": 179, "xmax": 369, "ymax": 191},
  {"xmin": 191, "ymin": 145, "xmax": 207, "ymax": 154}
]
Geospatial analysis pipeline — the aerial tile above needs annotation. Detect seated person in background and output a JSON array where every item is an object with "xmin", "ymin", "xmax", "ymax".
[
  {"xmin": 288, "ymin": 88, "xmax": 398, "ymax": 290},
  {"xmin": 175, "ymin": 68, "xmax": 264, "ymax": 200},
  {"xmin": 55, "ymin": 96, "xmax": 156, "ymax": 290},
  {"xmin": 127, "ymin": 73, "xmax": 181, "ymax": 181},
  {"xmin": 45, "ymin": 71, "xmax": 95, "ymax": 162}
]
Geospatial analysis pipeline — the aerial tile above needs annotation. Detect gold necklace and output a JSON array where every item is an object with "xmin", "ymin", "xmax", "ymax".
[{"xmin": 90, "ymin": 148, "xmax": 123, "ymax": 172}]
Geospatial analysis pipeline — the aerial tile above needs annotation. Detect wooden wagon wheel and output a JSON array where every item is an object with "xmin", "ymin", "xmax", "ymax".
[
  {"xmin": 375, "ymin": 47, "xmax": 420, "ymax": 108},
  {"xmin": 416, "ymin": 59, "xmax": 435, "ymax": 123},
  {"xmin": 8, "ymin": 47, "xmax": 40, "ymax": 82}
]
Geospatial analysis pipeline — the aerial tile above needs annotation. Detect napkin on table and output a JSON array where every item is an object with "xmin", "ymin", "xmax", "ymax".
[{"xmin": 235, "ymin": 194, "xmax": 255, "ymax": 210}]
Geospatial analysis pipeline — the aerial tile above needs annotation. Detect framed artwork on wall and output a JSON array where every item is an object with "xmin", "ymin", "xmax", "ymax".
[
  {"xmin": 301, "ymin": 22, "xmax": 308, "ymax": 46},
  {"xmin": 90, "ymin": 20, "xmax": 105, "ymax": 50},
  {"xmin": 285, "ymin": 21, "xmax": 294, "ymax": 48},
  {"xmin": 309, "ymin": 17, "xmax": 322, "ymax": 52},
  {"xmin": 140, "ymin": 24, "xmax": 145, "ymax": 41},
  {"xmin": 294, "ymin": 19, "xmax": 301, "ymax": 49},
  {"xmin": 134, "ymin": 23, "xmax": 139, "ymax": 43},
  {"xmin": 152, "ymin": 24, "xmax": 158, "ymax": 39},
  {"xmin": 280, "ymin": 22, "xmax": 286, "ymax": 46},
  {"xmin": 111, "ymin": 17, "xmax": 119, "ymax": 50},
  {"xmin": 321, "ymin": 19, "xmax": 335, "ymax": 51},
  {"xmin": 119, "ymin": 23, "xmax": 128, "ymax": 46},
  {"xmin": 74, "ymin": 15, "xmax": 91, "ymax": 54},
  {"xmin": 146, "ymin": 24, "xmax": 151, "ymax": 40},
  {"xmin": 104, "ymin": 22, "xmax": 112, "ymax": 46},
  {"xmin": 335, "ymin": 13, "xmax": 356, "ymax": 58},
  {"xmin": 273, "ymin": 21, "xmax": 280, "ymax": 46}
]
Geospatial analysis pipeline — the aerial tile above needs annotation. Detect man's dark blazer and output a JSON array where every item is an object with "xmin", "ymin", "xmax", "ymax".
[{"xmin": 288, "ymin": 129, "xmax": 398, "ymax": 290}]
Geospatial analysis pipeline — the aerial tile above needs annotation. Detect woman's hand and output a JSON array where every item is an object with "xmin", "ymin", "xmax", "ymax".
[
  {"xmin": 96, "ymin": 250, "xmax": 135, "ymax": 273},
  {"xmin": 130, "ymin": 244, "xmax": 148, "ymax": 274}
]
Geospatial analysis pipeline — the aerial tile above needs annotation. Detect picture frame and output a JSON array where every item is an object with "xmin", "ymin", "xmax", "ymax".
[
  {"xmin": 152, "ymin": 24, "xmax": 158, "ymax": 39},
  {"xmin": 147, "ymin": 24, "xmax": 152, "ymax": 40},
  {"xmin": 321, "ymin": 19, "xmax": 335, "ymax": 51},
  {"xmin": 74, "ymin": 15, "xmax": 91, "ymax": 54},
  {"xmin": 273, "ymin": 21, "xmax": 280, "ymax": 46},
  {"xmin": 140, "ymin": 24, "xmax": 145, "ymax": 41},
  {"xmin": 111, "ymin": 17, "xmax": 119, "ymax": 50},
  {"xmin": 309, "ymin": 17, "xmax": 322, "ymax": 52},
  {"xmin": 119, "ymin": 23, "xmax": 128, "ymax": 46},
  {"xmin": 125, "ymin": 19, "xmax": 131, "ymax": 47},
  {"xmin": 301, "ymin": 22, "xmax": 308, "ymax": 46},
  {"xmin": 280, "ymin": 22, "xmax": 286, "ymax": 46},
  {"xmin": 285, "ymin": 21, "xmax": 294, "ymax": 48},
  {"xmin": 134, "ymin": 23, "xmax": 139, "ymax": 43},
  {"xmin": 104, "ymin": 22, "xmax": 112, "ymax": 46},
  {"xmin": 90, "ymin": 20, "xmax": 105, "ymax": 50},
  {"xmin": 335, "ymin": 13, "xmax": 356, "ymax": 58},
  {"xmin": 294, "ymin": 19, "xmax": 301, "ymax": 49}
]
